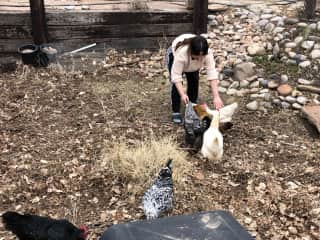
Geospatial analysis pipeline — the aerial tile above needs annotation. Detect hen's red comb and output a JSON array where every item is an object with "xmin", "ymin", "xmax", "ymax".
[{"xmin": 79, "ymin": 225, "xmax": 88, "ymax": 239}]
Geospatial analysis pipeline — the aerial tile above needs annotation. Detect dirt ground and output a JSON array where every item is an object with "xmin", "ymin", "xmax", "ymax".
[{"xmin": 0, "ymin": 51, "xmax": 319, "ymax": 240}]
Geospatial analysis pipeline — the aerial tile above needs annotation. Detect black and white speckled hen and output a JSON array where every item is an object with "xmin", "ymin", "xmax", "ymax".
[{"xmin": 142, "ymin": 159, "xmax": 173, "ymax": 220}]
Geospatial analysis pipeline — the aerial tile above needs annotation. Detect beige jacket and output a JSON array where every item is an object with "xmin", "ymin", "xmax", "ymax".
[{"xmin": 171, "ymin": 34, "xmax": 219, "ymax": 83}]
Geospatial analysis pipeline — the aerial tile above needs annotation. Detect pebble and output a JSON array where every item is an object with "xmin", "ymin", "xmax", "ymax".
[
  {"xmin": 268, "ymin": 80, "xmax": 280, "ymax": 89},
  {"xmin": 309, "ymin": 23, "xmax": 317, "ymax": 30},
  {"xmin": 240, "ymin": 80, "xmax": 250, "ymax": 88},
  {"xmin": 247, "ymin": 43, "xmax": 266, "ymax": 56},
  {"xmin": 284, "ymin": 18, "xmax": 299, "ymax": 25},
  {"xmin": 277, "ymin": 84, "xmax": 293, "ymax": 96},
  {"xmin": 273, "ymin": 98, "xmax": 281, "ymax": 106},
  {"xmin": 261, "ymin": 14, "xmax": 273, "ymax": 19},
  {"xmin": 285, "ymin": 96, "xmax": 296, "ymax": 103},
  {"xmin": 297, "ymin": 78, "xmax": 312, "ymax": 85},
  {"xmin": 226, "ymin": 88, "xmax": 238, "ymax": 96},
  {"xmin": 265, "ymin": 23, "xmax": 275, "ymax": 32},
  {"xmin": 246, "ymin": 101, "xmax": 259, "ymax": 111},
  {"xmin": 301, "ymin": 41, "xmax": 315, "ymax": 50},
  {"xmin": 288, "ymin": 51, "xmax": 297, "ymax": 59},
  {"xmin": 281, "ymin": 101, "xmax": 291, "ymax": 109},
  {"xmin": 292, "ymin": 103, "xmax": 302, "ymax": 110},
  {"xmin": 299, "ymin": 61, "xmax": 311, "ymax": 68},
  {"xmin": 259, "ymin": 78, "xmax": 268, "ymax": 88},
  {"xmin": 280, "ymin": 74, "xmax": 288, "ymax": 83},
  {"xmin": 220, "ymin": 80, "xmax": 232, "ymax": 88},
  {"xmin": 219, "ymin": 87, "xmax": 227, "ymax": 93},
  {"xmin": 297, "ymin": 96, "xmax": 307, "ymax": 105},
  {"xmin": 229, "ymin": 81, "xmax": 240, "ymax": 89},
  {"xmin": 258, "ymin": 19, "xmax": 269, "ymax": 27},
  {"xmin": 285, "ymin": 42, "xmax": 297, "ymax": 48},
  {"xmin": 297, "ymin": 22, "xmax": 308, "ymax": 28},
  {"xmin": 288, "ymin": 226, "xmax": 298, "ymax": 235},
  {"xmin": 294, "ymin": 36, "xmax": 304, "ymax": 45},
  {"xmin": 310, "ymin": 49, "xmax": 320, "ymax": 59},
  {"xmin": 249, "ymin": 80, "xmax": 260, "ymax": 89}
]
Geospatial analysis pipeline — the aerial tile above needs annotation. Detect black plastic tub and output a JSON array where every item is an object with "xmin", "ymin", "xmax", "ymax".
[{"xmin": 18, "ymin": 44, "xmax": 39, "ymax": 66}]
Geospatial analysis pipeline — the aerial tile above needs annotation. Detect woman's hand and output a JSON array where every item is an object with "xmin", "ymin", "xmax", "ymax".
[
  {"xmin": 181, "ymin": 94, "xmax": 189, "ymax": 105},
  {"xmin": 213, "ymin": 96, "xmax": 224, "ymax": 110}
]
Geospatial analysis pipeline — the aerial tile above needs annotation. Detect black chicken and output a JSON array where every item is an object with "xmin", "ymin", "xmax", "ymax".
[
  {"xmin": 142, "ymin": 159, "xmax": 174, "ymax": 220},
  {"xmin": 2, "ymin": 211, "xmax": 88, "ymax": 240}
]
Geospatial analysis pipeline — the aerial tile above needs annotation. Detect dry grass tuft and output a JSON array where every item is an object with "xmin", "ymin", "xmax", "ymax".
[{"xmin": 101, "ymin": 136, "xmax": 191, "ymax": 189}]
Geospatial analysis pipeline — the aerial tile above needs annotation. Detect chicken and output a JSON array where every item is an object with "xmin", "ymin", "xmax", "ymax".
[
  {"xmin": 142, "ymin": 159, "xmax": 173, "ymax": 220},
  {"xmin": 2, "ymin": 211, "xmax": 88, "ymax": 240},
  {"xmin": 201, "ymin": 110, "xmax": 224, "ymax": 161},
  {"xmin": 193, "ymin": 102, "xmax": 238, "ymax": 124}
]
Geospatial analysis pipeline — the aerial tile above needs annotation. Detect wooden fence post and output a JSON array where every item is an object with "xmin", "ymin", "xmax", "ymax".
[
  {"xmin": 193, "ymin": 0, "xmax": 208, "ymax": 35},
  {"xmin": 29, "ymin": 0, "xmax": 48, "ymax": 44},
  {"xmin": 305, "ymin": 0, "xmax": 317, "ymax": 19}
]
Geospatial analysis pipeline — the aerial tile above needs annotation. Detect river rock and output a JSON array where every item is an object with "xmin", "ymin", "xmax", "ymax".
[
  {"xmin": 285, "ymin": 42, "xmax": 297, "ymax": 48},
  {"xmin": 247, "ymin": 43, "xmax": 266, "ymax": 56},
  {"xmin": 268, "ymin": 80, "xmax": 280, "ymax": 89},
  {"xmin": 310, "ymin": 49, "xmax": 320, "ymax": 59},
  {"xmin": 297, "ymin": 96, "xmax": 308, "ymax": 105},
  {"xmin": 233, "ymin": 62, "xmax": 256, "ymax": 81},
  {"xmin": 281, "ymin": 101, "xmax": 291, "ymax": 109},
  {"xmin": 299, "ymin": 61, "xmax": 311, "ymax": 68},
  {"xmin": 301, "ymin": 41, "xmax": 315, "ymax": 50},
  {"xmin": 297, "ymin": 78, "xmax": 312, "ymax": 85},
  {"xmin": 285, "ymin": 96, "xmax": 296, "ymax": 103},
  {"xmin": 292, "ymin": 103, "xmax": 302, "ymax": 110},
  {"xmin": 246, "ymin": 101, "xmax": 259, "ymax": 111},
  {"xmin": 277, "ymin": 84, "xmax": 293, "ymax": 96},
  {"xmin": 280, "ymin": 74, "xmax": 288, "ymax": 83}
]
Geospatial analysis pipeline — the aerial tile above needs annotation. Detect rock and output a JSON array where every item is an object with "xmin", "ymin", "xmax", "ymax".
[
  {"xmin": 262, "ymin": 8, "xmax": 273, "ymax": 14},
  {"xmin": 226, "ymin": 88, "xmax": 238, "ymax": 96},
  {"xmin": 262, "ymin": 101, "xmax": 273, "ymax": 108},
  {"xmin": 273, "ymin": 98, "xmax": 281, "ymax": 106},
  {"xmin": 296, "ymin": 54, "xmax": 308, "ymax": 63},
  {"xmin": 216, "ymin": 14, "xmax": 224, "ymax": 24},
  {"xmin": 292, "ymin": 89, "xmax": 303, "ymax": 97},
  {"xmin": 233, "ymin": 62, "xmax": 256, "ymax": 81},
  {"xmin": 297, "ymin": 96, "xmax": 308, "ymax": 105},
  {"xmin": 280, "ymin": 74, "xmax": 288, "ymax": 83},
  {"xmin": 229, "ymin": 81, "xmax": 240, "ymax": 89},
  {"xmin": 285, "ymin": 42, "xmax": 297, "ymax": 48},
  {"xmin": 265, "ymin": 22, "xmax": 275, "ymax": 32},
  {"xmin": 298, "ymin": 78, "xmax": 312, "ymax": 85},
  {"xmin": 258, "ymin": 19, "xmax": 269, "ymax": 27},
  {"xmin": 220, "ymin": 80, "xmax": 231, "ymax": 88},
  {"xmin": 264, "ymin": 93, "xmax": 272, "ymax": 101},
  {"xmin": 301, "ymin": 41, "xmax": 315, "ymax": 50},
  {"xmin": 288, "ymin": 51, "xmax": 297, "ymax": 59},
  {"xmin": 281, "ymin": 101, "xmax": 291, "ymax": 109},
  {"xmin": 285, "ymin": 96, "xmax": 296, "ymax": 103},
  {"xmin": 302, "ymin": 105, "xmax": 320, "ymax": 133},
  {"xmin": 260, "ymin": 14, "xmax": 273, "ymax": 19},
  {"xmin": 294, "ymin": 36, "xmax": 304, "ymax": 45},
  {"xmin": 273, "ymin": 43, "xmax": 280, "ymax": 56},
  {"xmin": 250, "ymin": 93, "xmax": 260, "ymax": 99},
  {"xmin": 249, "ymin": 80, "xmax": 260, "ymax": 89},
  {"xmin": 284, "ymin": 18, "xmax": 299, "ymax": 25},
  {"xmin": 292, "ymin": 103, "xmax": 302, "ymax": 110},
  {"xmin": 277, "ymin": 84, "xmax": 293, "ymax": 96},
  {"xmin": 273, "ymin": 27, "xmax": 285, "ymax": 34},
  {"xmin": 299, "ymin": 60, "xmax": 311, "ymax": 68},
  {"xmin": 314, "ymin": 43, "xmax": 320, "ymax": 49},
  {"xmin": 239, "ymin": 80, "xmax": 250, "ymax": 88},
  {"xmin": 218, "ymin": 86, "xmax": 227, "ymax": 93},
  {"xmin": 288, "ymin": 226, "xmax": 298, "ymax": 235},
  {"xmin": 268, "ymin": 80, "xmax": 280, "ymax": 89},
  {"xmin": 259, "ymin": 78, "xmax": 268, "ymax": 88},
  {"xmin": 310, "ymin": 49, "xmax": 320, "ymax": 59},
  {"xmin": 247, "ymin": 43, "xmax": 266, "ymax": 56},
  {"xmin": 309, "ymin": 23, "xmax": 317, "ymax": 30},
  {"xmin": 297, "ymin": 22, "xmax": 308, "ymax": 28},
  {"xmin": 246, "ymin": 101, "xmax": 259, "ymax": 111}
]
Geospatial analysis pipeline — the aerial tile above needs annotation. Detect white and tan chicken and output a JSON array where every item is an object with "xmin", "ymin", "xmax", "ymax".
[{"xmin": 200, "ymin": 110, "xmax": 223, "ymax": 161}]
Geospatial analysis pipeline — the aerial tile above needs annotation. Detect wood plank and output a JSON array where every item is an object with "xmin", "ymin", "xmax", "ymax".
[
  {"xmin": 0, "ymin": 38, "xmax": 33, "ymax": 53},
  {"xmin": 0, "ymin": 25, "xmax": 32, "ymax": 39},
  {"xmin": 0, "ymin": 36, "xmax": 174, "ymax": 53},
  {"xmin": 0, "ymin": 13, "xmax": 31, "ymax": 26},
  {"xmin": 47, "ymin": 23, "xmax": 192, "ymax": 41},
  {"xmin": 46, "ymin": 11, "xmax": 192, "ymax": 26}
]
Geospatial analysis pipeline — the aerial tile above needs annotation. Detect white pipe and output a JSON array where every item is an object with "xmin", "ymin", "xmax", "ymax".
[{"xmin": 69, "ymin": 43, "xmax": 97, "ymax": 54}]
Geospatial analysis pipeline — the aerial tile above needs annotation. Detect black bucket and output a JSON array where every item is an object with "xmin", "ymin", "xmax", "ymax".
[{"xmin": 18, "ymin": 44, "xmax": 39, "ymax": 66}]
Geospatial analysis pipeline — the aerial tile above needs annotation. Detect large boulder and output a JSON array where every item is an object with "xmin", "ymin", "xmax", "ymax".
[{"xmin": 233, "ymin": 62, "xmax": 256, "ymax": 82}]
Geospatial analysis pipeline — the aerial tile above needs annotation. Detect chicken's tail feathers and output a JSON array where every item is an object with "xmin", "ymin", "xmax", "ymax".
[
  {"xmin": 166, "ymin": 158, "xmax": 173, "ymax": 169},
  {"xmin": 2, "ymin": 211, "xmax": 25, "ymax": 229}
]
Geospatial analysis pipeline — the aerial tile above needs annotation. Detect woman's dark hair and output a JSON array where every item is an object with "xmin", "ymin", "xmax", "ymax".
[{"xmin": 175, "ymin": 35, "xmax": 209, "ymax": 56}]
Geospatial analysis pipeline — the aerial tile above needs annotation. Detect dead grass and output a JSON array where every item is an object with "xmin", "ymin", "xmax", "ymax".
[{"xmin": 100, "ymin": 136, "xmax": 191, "ymax": 190}]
